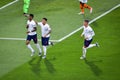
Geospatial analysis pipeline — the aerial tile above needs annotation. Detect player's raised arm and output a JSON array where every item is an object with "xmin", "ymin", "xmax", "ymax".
[{"xmin": 35, "ymin": 21, "xmax": 38, "ymax": 25}]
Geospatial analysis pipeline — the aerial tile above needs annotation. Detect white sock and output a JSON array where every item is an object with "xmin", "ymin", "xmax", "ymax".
[
  {"xmin": 48, "ymin": 42, "xmax": 51, "ymax": 45},
  {"xmin": 87, "ymin": 44, "xmax": 96, "ymax": 49},
  {"xmin": 43, "ymin": 46, "xmax": 47, "ymax": 56},
  {"xmin": 36, "ymin": 43, "xmax": 42, "ymax": 53},
  {"xmin": 83, "ymin": 47, "xmax": 87, "ymax": 58},
  {"xmin": 27, "ymin": 44, "xmax": 34, "ymax": 53}
]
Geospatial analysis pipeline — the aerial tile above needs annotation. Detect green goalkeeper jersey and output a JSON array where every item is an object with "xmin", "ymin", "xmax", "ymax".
[{"xmin": 23, "ymin": 0, "xmax": 30, "ymax": 13}]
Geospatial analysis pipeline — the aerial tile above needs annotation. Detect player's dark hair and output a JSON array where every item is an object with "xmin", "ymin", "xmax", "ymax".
[
  {"xmin": 43, "ymin": 18, "xmax": 47, "ymax": 21},
  {"xmin": 84, "ymin": 20, "xmax": 89, "ymax": 23},
  {"xmin": 29, "ymin": 14, "xmax": 34, "ymax": 18}
]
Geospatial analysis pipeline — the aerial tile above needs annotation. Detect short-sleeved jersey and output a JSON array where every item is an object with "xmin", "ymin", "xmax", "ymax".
[
  {"xmin": 38, "ymin": 22, "xmax": 51, "ymax": 37},
  {"xmin": 82, "ymin": 26, "xmax": 95, "ymax": 40},
  {"xmin": 27, "ymin": 20, "xmax": 37, "ymax": 35},
  {"xmin": 79, "ymin": 0, "xmax": 88, "ymax": 3}
]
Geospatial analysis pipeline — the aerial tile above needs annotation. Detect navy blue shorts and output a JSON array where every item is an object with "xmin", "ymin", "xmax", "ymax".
[
  {"xmin": 26, "ymin": 34, "xmax": 38, "ymax": 43},
  {"xmin": 84, "ymin": 39, "xmax": 93, "ymax": 47},
  {"xmin": 41, "ymin": 37, "xmax": 50, "ymax": 46}
]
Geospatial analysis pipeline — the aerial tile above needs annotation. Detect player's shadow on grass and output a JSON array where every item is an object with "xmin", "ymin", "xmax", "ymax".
[
  {"xmin": 84, "ymin": 59, "xmax": 102, "ymax": 76},
  {"xmin": 44, "ymin": 59, "xmax": 56, "ymax": 74},
  {"xmin": 28, "ymin": 57, "xmax": 42, "ymax": 76}
]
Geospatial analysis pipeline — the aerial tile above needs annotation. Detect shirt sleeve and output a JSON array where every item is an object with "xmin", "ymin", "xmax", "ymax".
[
  {"xmin": 38, "ymin": 22, "xmax": 42, "ymax": 27},
  {"xmin": 90, "ymin": 28, "xmax": 95, "ymax": 37},
  {"xmin": 48, "ymin": 25, "xmax": 51, "ymax": 31}
]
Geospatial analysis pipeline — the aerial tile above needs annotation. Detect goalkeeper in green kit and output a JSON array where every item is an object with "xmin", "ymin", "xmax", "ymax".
[{"xmin": 23, "ymin": 0, "xmax": 30, "ymax": 16}]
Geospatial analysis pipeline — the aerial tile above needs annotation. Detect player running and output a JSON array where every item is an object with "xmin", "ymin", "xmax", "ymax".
[
  {"xmin": 26, "ymin": 14, "xmax": 42, "ymax": 56},
  {"xmin": 80, "ymin": 20, "xmax": 99, "ymax": 59},
  {"xmin": 37, "ymin": 18, "xmax": 53, "ymax": 59},
  {"xmin": 78, "ymin": 0, "xmax": 93, "ymax": 15},
  {"xmin": 23, "ymin": 0, "xmax": 30, "ymax": 16}
]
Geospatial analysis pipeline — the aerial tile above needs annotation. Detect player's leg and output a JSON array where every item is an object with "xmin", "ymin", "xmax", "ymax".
[
  {"xmin": 78, "ymin": 2, "xmax": 85, "ymax": 15},
  {"xmin": 86, "ymin": 39, "xmax": 94, "ymax": 49},
  {"xmin": 23, "ymin": 0, "xmax": 30, "ymax": 16},
  {"xmin": 26, "ymin": 35, "xmax": 34, "ymax": 56},
  {"xmin": 80, "ymin": 40, "xmax": 87, "ymax": 59},
  {"xmin": 41, "ymin": 37, "xmax": 49, "ymax": 59},
  {"xmin": 80, "ymin": 46, "xmax": 87, "ymax": 60},
  {"xmin": 84, "ymin": 3, "xmax": 93, "ymax": 13},
  {"xmin": 42, "ymin": 46, "xmax": 47, "ymax": 59},
  {"xmin": 48, "ymin": 38, "xmax": 54, "ymax": 46},
  {"xmin": 87, "ymin": 41, "xmax": 100, "ymax": 49},
  {"xmin": 33, "ymin": 34, "xmax": 42, "ymax": 56},
  {"xmin": 80, "ymin": 39, "xmax": 92, "ymax": 59},
  {"xmin": 82, "ymin": 46, "xmax": 87, "ymax": 58},
  {"xmin": 80, "ymin": 40, "xmax": 99, "ymax": 59},
  {"xmin": 87, "ymin": 44, "xmax": 96, "ymax": 49},
  {"xmin": 96, "ymin": 42, "xmax": 100, "ymax": 47}
]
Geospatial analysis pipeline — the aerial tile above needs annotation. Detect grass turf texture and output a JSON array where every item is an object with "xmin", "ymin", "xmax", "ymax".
[
  {"xmin": 0, "ymin": 0, "xmax": 119, "ymax": 39},
  {"xmin": 0, "ymin": 0, "xmax": 120, "ymax": 80},
  {"xmin": 0, "ymin": 0, "xmax": 13, "ymax": 7},
  {"xmin": 0, "ymin": 5, "xmax": 120, "ymax": 80}
]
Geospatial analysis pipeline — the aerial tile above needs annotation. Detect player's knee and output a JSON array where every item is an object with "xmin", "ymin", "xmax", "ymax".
[
  {"xmin": 34, "ymin": 42, "xmax": 37, "ymax": 44},
  {"xmin": 80, "ymin": 6, "xmax": 84, "ymax": 9},
  {"xmin": 33, "ymin": 40, "xmax": 37, "ymax": 44},
  {"xmin": 80, "ymin": 8, "xmax": 83, "ymax": 9},
  {"xmin": 26, "ymin": 41, "xmax": 30, "ymax": 45},
  {"xmin": 83, "ymin": 46, "xmax": 87, "ymax": 48},
  {"xmin": 26, "ymin": 42, "xmax": 29, "ymax": 45}
]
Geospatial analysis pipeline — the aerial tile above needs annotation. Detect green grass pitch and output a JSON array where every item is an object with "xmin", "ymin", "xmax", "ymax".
[
  {"xmin": 0, "ymin": 0, "xmax": 13, "ymax": 7},
  {"xmin": 0, "ymin": 0, "xmax": 120, "ymax": 80}
]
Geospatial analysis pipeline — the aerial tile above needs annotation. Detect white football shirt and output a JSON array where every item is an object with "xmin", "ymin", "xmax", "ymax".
[
  {"xmin": 82, "ymin": 26, "xmax": 95, "ymax": 40},
  {"xmin": 27, "ymin": 20, "xmax": 37, "ymax": 35},
  {"xmin": 38, "ymin": 22, "xmax": 51, "ymax": 37},
  {"xmin": 79, "ymin": 0, "xmax": 88, "ymax": 3}
]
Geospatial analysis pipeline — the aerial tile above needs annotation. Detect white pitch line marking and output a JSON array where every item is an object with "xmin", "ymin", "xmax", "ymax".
[
  {"xmin": 0, "ymin": 4, "xmax": 119, "ymax": 43},
  {"xmin": 58, "ymin": 4, "xmax": 120, "ymax": 42},
  {"xmin": 0, "ymin": 0, "xmax": 19, "ymax": 10},
  {"xmin": 0, "ymin": 37, "xmax": 59, "ymax": 42}
]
